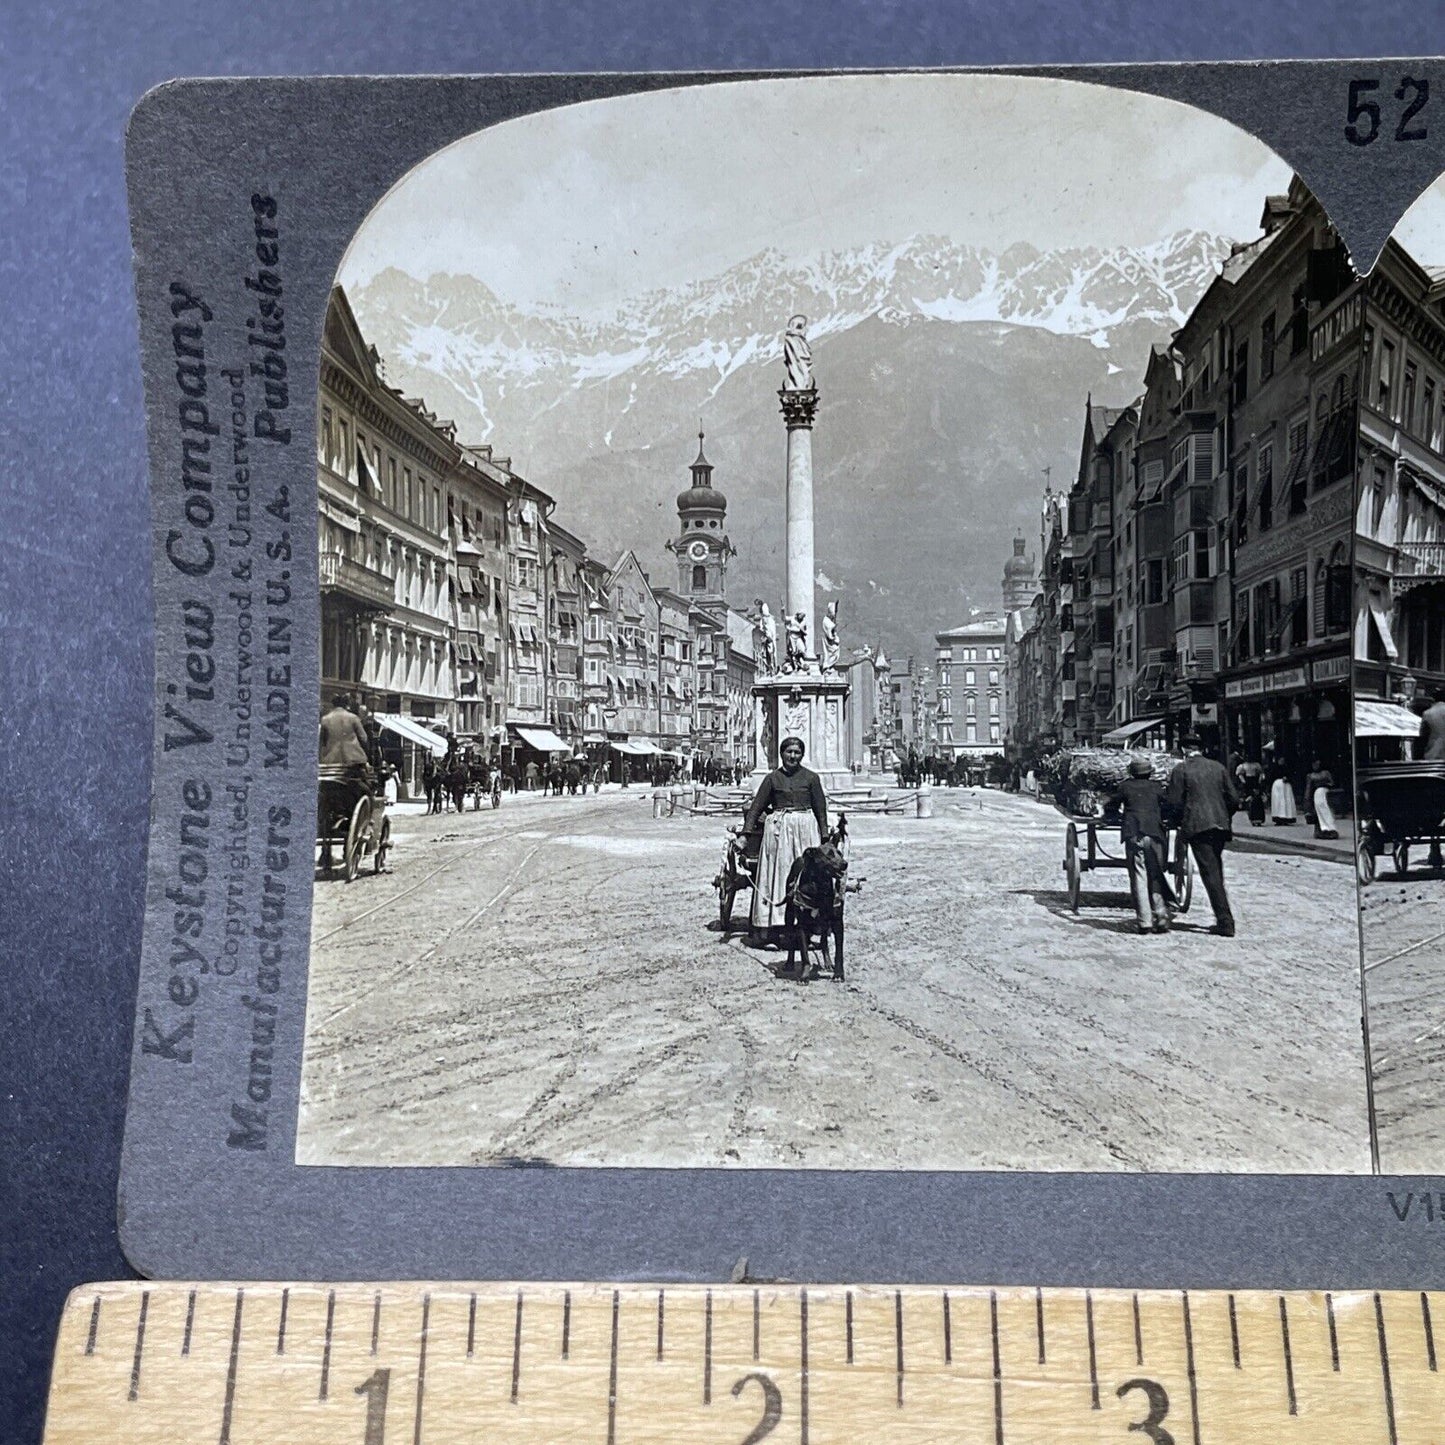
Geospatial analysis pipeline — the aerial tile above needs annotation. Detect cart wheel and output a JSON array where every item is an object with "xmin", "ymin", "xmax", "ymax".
[
  {"xmin": 343, "ymin": 796, "xmax": 371, "ymax": 883},
  {"xmin": 1357, "ymin": 836, "xmax": 1377, "ymax": 887},
  {"xmin": 1064, "ymin": 823, "xmax": 1081, "ymax": 913},
  {"xmin": 1172, "ymin": 831, "xmax": 1193, "ymax": 914},
  {"xmin": 373, "ymin": 816, "xmax": 391, "ymax": 874},
  {"xmin": 719, "ymin": 876, "xmax": 738, "ymax": 929},
  {"xmin": 1393, "ymin": 843, "xmax": 1410, "ymax": 878}
]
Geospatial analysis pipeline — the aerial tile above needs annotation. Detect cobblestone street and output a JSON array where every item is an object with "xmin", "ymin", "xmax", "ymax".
[{"xmin": 298, "ymin": 784, "xmax": 1371, "ymax": 1173}]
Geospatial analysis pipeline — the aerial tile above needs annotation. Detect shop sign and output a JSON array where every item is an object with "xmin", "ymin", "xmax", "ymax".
[
  {"xmin": 1227, "ymin": 676, "xmax": 1267, "ymax": 699},
  {"xmin": 1311, "ymin": 655, "xmax": 1351, "ymax": 684},
  {"xmin": 1264, "ymin": 666, "xmax": 1309, "ymax": 694},
  {"xmin": 1192, "ymin": 703, "xmax": 1218, "ymax": 725}
]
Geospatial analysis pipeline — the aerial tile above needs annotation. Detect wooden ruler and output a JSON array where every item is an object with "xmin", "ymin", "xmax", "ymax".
[{"xmin": 43, "ymin": 1282, "xmax": 1445, "ymax": 1442}]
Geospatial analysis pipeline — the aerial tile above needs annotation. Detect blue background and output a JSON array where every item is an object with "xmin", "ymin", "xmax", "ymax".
[{"xmin": 5, "ymin": 4, "xmax": 1443, "ymax": 1439}]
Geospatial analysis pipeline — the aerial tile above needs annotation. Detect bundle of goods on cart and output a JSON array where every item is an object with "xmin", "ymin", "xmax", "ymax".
[{"xmin": 1040, "ymin": 746, "xmax": 1180, "ymax": 820}]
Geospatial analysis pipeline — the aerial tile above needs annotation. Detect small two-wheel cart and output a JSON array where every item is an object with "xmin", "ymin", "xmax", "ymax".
[
  {"xmin": 1055, "ymin": 801, "xmax": 1193, "ymax": 915},
  {"xmin": 1355, "ymin": 761, "xmax": 1445, "ymax": 885},
  {"xmin": 316, "ymin": 765, "xmax": 391, "ymax": 882}
]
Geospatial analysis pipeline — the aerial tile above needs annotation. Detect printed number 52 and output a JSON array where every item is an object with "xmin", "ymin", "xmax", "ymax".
[{"xmin": 1346, "ymin": 77, "xmax": 1430, "ymax": 146}]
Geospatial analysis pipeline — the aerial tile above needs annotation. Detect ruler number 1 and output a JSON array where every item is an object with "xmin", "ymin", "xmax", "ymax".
[
  {"xmin": 1117, "ymin": 1377, "xmax": 1174, "ymax": 1445},
  {"xmin": 354, "ymin": 1368, "xmax": 390, "ymax": 1444},
  {"xmin": 1345, "ymin": 76, "xmax": 1430, "ymax": 146}
]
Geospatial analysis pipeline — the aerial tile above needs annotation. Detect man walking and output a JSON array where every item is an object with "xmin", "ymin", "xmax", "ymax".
[
  {"xmin": 1166, "ymin": 736, "xmax": 1241, "ymax": 937},
  {"xmin": 1117, "ymin": 754, "xmax": 1172, "ymax": 934}
]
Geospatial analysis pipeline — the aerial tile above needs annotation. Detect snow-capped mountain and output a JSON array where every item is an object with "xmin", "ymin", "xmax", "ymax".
[{"xmin": 343, "ymin": 231, "xmax": 1234, "ymax": 655}]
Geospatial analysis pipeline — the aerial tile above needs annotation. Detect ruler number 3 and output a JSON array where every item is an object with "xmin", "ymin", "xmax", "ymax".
[
  {"xmin": 1116, "ymin": 1377, "xmax": 1174, "ymax": 1445},
  {"xmin": 1345, "ymin": 77, "xmax": 1430, "ymax": 146}
]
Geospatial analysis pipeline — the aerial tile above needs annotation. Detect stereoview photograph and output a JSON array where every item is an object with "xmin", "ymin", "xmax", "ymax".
[
  {"xmin": 1351, "ymin": 175, "xmax": 1445, "ymax": 1175},
  {"xmin": 296, "ymin": 73, "xmax": 1376, "ymax": 1173}
]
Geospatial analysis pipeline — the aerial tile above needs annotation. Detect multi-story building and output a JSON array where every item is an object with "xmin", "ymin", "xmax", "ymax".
[
  {"xmin": 318, "ymin": 287, "xmax": 459, "ymax": 790},
  {"xmin": 1355, "ymin": 225, "xmax": 1445, "ymax": 722},
  {"xmin": 448, "ymin": 444, "xmax": 511, "ymax": 747},
  {"xmin": 934, "ymin": 618, "xmax": 1007, "ymax": 755},
  {"xmin": 545, "ymin": 521, "xmax": 587, "ymax": 751},
  {"xmin": 1216, "ymin": 179, "xmax": 1356, "ymax": 785},
  {"xmin": 505, "ymin": 474, "xmax": 568, "ymax": 763},
  {"xmin": 655, "ymin": 587, "xmax": 694, "ymax": 760},
  {"xmin": 724, "ymin": 610, "xmax": 760, "ymax": 770},
  {"xmin": 606, "ymin": 550, "xmax": 662, "ymax": 775}
]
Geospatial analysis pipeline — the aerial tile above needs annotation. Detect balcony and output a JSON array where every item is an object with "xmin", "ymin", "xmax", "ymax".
[
  {"xmin": 1395, "ymin": 541, "xmax": 1445, "ymax": 599},
  {"xmin": 319, "ymin": 550, "xmax": 393, "ymax": 610}
]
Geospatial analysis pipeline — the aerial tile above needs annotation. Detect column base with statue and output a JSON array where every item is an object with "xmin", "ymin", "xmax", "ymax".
[{"xmin": 750, "ymin": 673, "xmax": 854, "ymax": 797}]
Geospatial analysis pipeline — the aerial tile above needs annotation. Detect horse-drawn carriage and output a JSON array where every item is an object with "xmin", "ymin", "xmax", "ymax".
[
  {"xmin": 1355, "ymin": 761, "xmax": 1445, "ymax": 884},
  {"xmin": 316, "ymin": 765, "xmax": 390, "ymax": 881}
]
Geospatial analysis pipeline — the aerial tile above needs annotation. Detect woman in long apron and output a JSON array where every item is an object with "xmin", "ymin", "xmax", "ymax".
[
  {"xmin": 1269, "ymin": 763, "xmax": 1298, "ymax": 825},
  {"xmin": 745, "ymin": 736, "xmax": 829, "ymax": 935},
  {"xmin": 1305, "ymin": 759, "xmax": 1340, "ymax": 839}
]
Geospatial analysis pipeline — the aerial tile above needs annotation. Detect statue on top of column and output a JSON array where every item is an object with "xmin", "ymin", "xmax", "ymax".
[{"xmin": 783, "ymin": 314, "xmax": 813, "ymax": 392}]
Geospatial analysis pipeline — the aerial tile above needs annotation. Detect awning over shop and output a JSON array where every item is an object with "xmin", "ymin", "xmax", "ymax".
[
  {"xmin": 1369, "ymin": 602, "xmax": 1399, "ymax": 661},
  {"xmin": 511, "ymin": 725, "xmax": 570, "ymax": 753},
  {"xmin": 611, "ymin": 739, "xmax": 657, "ymax": 756},
  {"xmin": 1354, "ymin": 700, "xmax": 1422, "ymax": 739},
  {"xmin": 374, "ymin": 712, "xmax": 449, "ymax": 755},
  {"xmin": 1100, "ymin": 716, "xmax": 1166, "ymax": 745}
]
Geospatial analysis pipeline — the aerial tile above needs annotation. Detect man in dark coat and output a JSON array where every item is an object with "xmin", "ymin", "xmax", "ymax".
[
  {"xmin": 1165, "ymin": 737, "xmax": 1241, "ymax": 937},
  {"xmin": 1117, "ymin": 754, "xmax": 1172, "ymax": 934},
  {"xmin": 1419, "ymin": 690, "xmax": 1445, "ymax": 760}
]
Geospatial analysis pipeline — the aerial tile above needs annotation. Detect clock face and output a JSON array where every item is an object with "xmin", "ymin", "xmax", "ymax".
[{"xmin": 687, "ymin": 540, "xmax": 710, "ymax": 562}]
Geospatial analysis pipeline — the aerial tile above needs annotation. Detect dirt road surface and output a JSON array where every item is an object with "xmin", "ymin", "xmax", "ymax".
[
  {"xmin": 1361, "ymin": 865, "xmax": 1445, "ymax": 1173},
  {"xmin": 298, "ymin": 785, "xmax": 1371, "ymax": 1172}
]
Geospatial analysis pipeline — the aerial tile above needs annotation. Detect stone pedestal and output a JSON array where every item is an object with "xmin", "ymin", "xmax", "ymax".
[{"xmin": 750, "ymin": 673, "xmax": 853, "ymax": 797}]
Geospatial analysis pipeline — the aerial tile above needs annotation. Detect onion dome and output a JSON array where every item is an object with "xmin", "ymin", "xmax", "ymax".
[{"xmin": 676, "ymin": 428, "xmax": 727, "ymax": 514}]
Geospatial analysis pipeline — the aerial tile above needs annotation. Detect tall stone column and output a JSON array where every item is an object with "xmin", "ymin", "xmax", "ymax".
[{"xmin": 780, "ymin": 386, "xmax": 819, "ymax": 665}]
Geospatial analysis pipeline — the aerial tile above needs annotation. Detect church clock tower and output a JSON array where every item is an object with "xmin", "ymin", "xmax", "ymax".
[{"xmin": 667, "ymin": 428, "xmax": 734, "ymax": 604}]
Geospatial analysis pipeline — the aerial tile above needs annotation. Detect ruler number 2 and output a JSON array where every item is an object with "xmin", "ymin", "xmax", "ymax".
[
  {"xmin": 1117, "ymin": 1377, "xmax": 1174, "ymax": 1445},
  {"xmin": 354, "ymin": 1368, "xmax": 390, "ymax": 1444},
  {"xmin": 731, "ymin": 1371, "xmax": 783, "ymax": 1442},
  {"xmin": 1345, "ymin": 77, "xmax": 1430, "ymax": 146}
]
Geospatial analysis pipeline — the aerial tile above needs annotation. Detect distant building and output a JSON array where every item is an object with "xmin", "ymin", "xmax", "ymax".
[
  {"xmin": 934, "ymin": 617, "xmax": 1008, "ymax": 755},
  {"xmin": 1002, "ymin": 534, "xmax": 1037, "ymax": 612}
]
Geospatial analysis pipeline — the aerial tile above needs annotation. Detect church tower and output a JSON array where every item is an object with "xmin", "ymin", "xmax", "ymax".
[
  {"xmin": 1002, "ymin": 533, "xmax": 1037, "ymax": 612},
  {"xmin": 668, "ymin": 428, "xmax": 734, "ymax": 604}
]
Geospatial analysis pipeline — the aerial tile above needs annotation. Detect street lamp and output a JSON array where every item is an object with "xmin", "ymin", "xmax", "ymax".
[{"xmin": 1395, "ymin": 671, "xmax": 1418, "ymax": 706}]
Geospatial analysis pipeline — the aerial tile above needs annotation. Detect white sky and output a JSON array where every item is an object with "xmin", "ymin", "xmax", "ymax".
[
  {"xmin": 1392, "ymin": 179, "xmax": 1445, "ymax": 268},
  {"xmin": 340, "ymin": 73, "xmax": 1294, "ymax": 313}
]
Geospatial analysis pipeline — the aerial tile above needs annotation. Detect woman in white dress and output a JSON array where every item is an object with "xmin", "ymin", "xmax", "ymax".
[
  {"xmin": 744, "ymin": 736, "xmax": 828, "ymax": 934},
  {"xmin": 1269, "ymin": 763, "xmax": 1298, "ymax": 825}
]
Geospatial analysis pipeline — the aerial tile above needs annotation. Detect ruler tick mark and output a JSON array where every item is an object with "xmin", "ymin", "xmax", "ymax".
[
  {"xmin": 1035, "ymin": 1286, "xmax": 1046, "ymax": 1365},
  {"xmin": 753, "ymin": 1287, "xmax": 760, "ymax": 1362},
  {"xmin": 413, "ymin": 1293, "xmax": 430, "ymax": 1445},
  {"xmin": 1181, "ymin": 1291, "xmax": 1201, "ymax": 1445},
  {"xmin": 1278, "ymin": 1296, "xmax": 1297, "ymax": 1416},
  {"xmin": 372, "ymin": 1292, "xmax": 383, "ymax": 1357},
  {"xmin": 1376, "ymin": 1292, "xmax": 1398, "ymax": 1445},
  {"xmin": 182, "ymin": 1289, "xmax": 196, "ymax": 1358},
  {"xmin": 511, "ymin": 1291, "xmax": 523, "ymax": 1403},
  {"xmin": 845, "ymin": 1290, "xmax": 854, "ymax": 1364},
  {"xmin": 704, "ymin": 1290, "xmax": 713, "ymax": 1404},
  {"xmin": 320, "ymin": 1290, "xmax": 336, "ymax": 1401},
  {"xmin": 277, "ymin": 1287, "xmax": 289, "ymax": 1355},
  {"xmin": 1228, "ymin": 1293, "xmax": 1240, "ymax": 1369},
  {"xmin": 217, "ymin": 1290, "xmax": 244, "ymax": 1445},
  {"xmin": 1422, "ymin": 1292, "xmax": 1437, "ymax": 1371},
  {"xmin": 607, "ymin": 1291, "xmax": 619, "ymax": 1445},
  {"xmin": 800, "ymin": 1289, "xmax": 810, "ymax": 1445},
  {"xmin": 991, "ymin": 1291, "xmax": 1004, "ymax": 1445},
  {"xmin": 84, "ymin": 1295, "xmax": 100, "ymax": 1357},
  {"xmin": 127, "ymin": 1290, "xmax": 150, "ymax": 1402},
  {"xmin": 657, "ymin": 1289, "xmax": 665, "ymax": 1362},
  {"xmin": 465, "ymin": 1293, "xmax": 475, "ymax": 1358},
  {"xmin": 895, "ymin": 1290, "xmax": 905, "ymax": 1407},
  {"xmin": 1132, "ymin": 1292, "xmax": 1144, "ymax": 1367},
  {"xmin": 942, "ymin": 1290, "xmax": 951, "ymax": 1365},
  {"xmin": 563, "ymin": 1290, "xmax": 571, "ymax": 1359},
  {"xmin": 1085, "ymin": 1291, "xmax": 1099, "ymax": 1410},
  {"xmin": 1326, "ymin": 1292, "xmax": 1340, "ymax": 1372}
]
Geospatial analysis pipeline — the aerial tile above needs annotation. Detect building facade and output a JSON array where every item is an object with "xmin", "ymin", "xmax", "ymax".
[{"xmin": 934, "ymin": 618, "xmax": 1008, "ymax": 756}]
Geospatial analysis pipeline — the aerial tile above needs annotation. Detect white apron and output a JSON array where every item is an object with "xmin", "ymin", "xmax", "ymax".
[
  {"xmin": 1270, "ymin": 777, "xmax": 1298, "ymax": 822},
  {"xmin": 751, "ymin": 810, "xmax": 822, "ymax": 929}
]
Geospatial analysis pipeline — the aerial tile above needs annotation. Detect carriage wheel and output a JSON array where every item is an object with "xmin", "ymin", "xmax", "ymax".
[
  {"xmin": 719, "ymin": 876, "xmax": 738, "ymax": 929},
  {"xmin": 1357, "ymin": 835, "xmax": 1377, "ymax": 887},
  {"xmin": 1172, "ymin": 831, "xmax": 1193, "ymax": 914},
  {"xmin": 1393, "ymin": 843, "xmax": 1410, "ymax": 878},
  {"xmin": 373, "ymin": 816, "xmax": 391, "ymax": 874},
  {"xmin": 343, "ymin": 796, "xmax": 371, "ymax": 883},
  {"xmin": 1064, "ymin": 823, "xmax": 1081, "ymax": 913}
]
